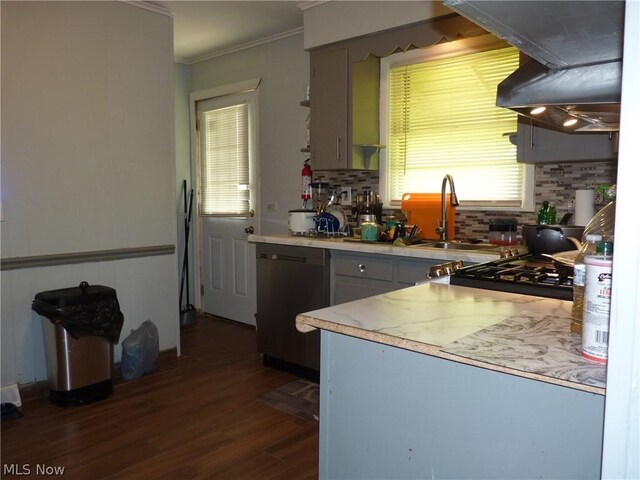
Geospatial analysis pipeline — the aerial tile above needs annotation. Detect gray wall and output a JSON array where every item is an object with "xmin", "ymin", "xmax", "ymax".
[
  {"xmin": 1, "ymin": 1, "xmax": 179, "ymax": 386},
  {"xmin": 188, "ymin": 33, "xmax": 310, "ymax": 235},
  {"xmin": 302, "ymin": 1, "xmax": 450, "ymax": 50}
]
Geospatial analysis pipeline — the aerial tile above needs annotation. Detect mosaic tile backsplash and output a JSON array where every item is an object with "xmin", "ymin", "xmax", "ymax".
[{"xmin": 315, "ymin": 160, "xmax": 617, "ymax": 242}]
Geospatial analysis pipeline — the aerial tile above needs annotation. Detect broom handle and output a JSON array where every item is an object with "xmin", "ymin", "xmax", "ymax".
[{"xmin": 185, "ymin": 188, "xmax": 194, "ymax": 305}]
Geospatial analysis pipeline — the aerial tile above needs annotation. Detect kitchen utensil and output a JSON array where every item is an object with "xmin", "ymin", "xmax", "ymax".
[
  {"xmin": 314, "ymin": 212, "xmax": 340, "ymax": 233},
  {"xmin": 288, "ymin": 209, "xmax": 316, "ymax": 235},
  {"xmin": 521, "ymin": 224, "xmax": 585, "ymax": 256},
  {"xmin": 402, "ymin": 193, "xmax": 456, "ymax": 241},
  {"xmin": 541, "ymin": 250, "xmax": 579, "ymax": 275},
  {"xmin": 394, "ymin": 209, "xmax": 408, "ymax": 223},
  {"xmin": 558, "ymin": 212, "xmax": 573, "ymax": 225},
  {"xmin": 489, "ymin": 218, "xmax": 518, "ymax": 245},
  {"xmin": 310, "ymin": 181, "xmax": 331, "ymax": 213},
  {"xmin": 325, "ymin": 205, "xmax": 347, "ymax": 231},
  {"xmin": 355, "ymin": 190, "xmax": 383, "ymax": 224},
  {"xmin": 407, "ymin": 224, "xmax": 419, "ymax": 241}
]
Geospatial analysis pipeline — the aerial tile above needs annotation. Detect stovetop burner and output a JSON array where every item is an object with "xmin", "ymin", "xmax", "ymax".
[{"xmin": 450, "ymin": 254, "xmax": 573, "ymax": 301}]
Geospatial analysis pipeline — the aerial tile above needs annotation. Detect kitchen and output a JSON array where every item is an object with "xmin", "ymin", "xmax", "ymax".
[{"xmin": 1, "ymin": 1, "xmax": 638, "ymax": 478}]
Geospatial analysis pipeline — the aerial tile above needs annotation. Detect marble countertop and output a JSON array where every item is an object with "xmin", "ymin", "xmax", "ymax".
[
  {"xmin": 248, "ymin": 233, "xmax": 505, "ymax": 263},
  {"xmin": 296, "ymin": 280, "xmax": 606, "ymax": 395}
]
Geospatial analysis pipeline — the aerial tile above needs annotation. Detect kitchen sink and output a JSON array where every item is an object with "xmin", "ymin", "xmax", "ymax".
[{"xmin": 411, "ymin": 240, "xmax": 499, "ymax": 251}]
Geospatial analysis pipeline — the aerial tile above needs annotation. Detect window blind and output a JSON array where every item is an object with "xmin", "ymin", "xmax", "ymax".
[
  {"xmin": 199, "ymin": 103, "xmax": 250, "ymax": 216},
  {"xmin": 388, "ymin": 46, "xmax": 522, "ymax": 205}
]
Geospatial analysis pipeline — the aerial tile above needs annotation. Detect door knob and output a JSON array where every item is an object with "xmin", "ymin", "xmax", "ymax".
[{"xmin": 245, "ymin": 226, "xmax": 254, "ymax": 234}]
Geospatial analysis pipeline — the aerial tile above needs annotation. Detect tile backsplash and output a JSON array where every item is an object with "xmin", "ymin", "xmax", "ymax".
[{"xmin": 315, "ymin": 160, "xmax": 617, "ymax": 241}]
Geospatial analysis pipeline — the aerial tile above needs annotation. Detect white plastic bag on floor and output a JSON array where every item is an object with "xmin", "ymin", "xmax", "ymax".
[{"xmin": 120, "ymin": 320, "xmax": 159, "ymax": 381}]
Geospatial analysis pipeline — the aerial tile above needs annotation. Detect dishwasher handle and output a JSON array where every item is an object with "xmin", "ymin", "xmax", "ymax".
[{"xmin": 258, "ymin": 253, "xmax": 308, "ymax": 263}]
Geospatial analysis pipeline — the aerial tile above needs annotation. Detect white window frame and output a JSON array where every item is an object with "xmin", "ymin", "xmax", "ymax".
[
  {"xmin": 379, "ymin": 35, "xmax": 534, "ymax": 211},
  {"xmin": 197, "ymin": 94, "xmax": 255, "ymax": 217},
  {"xmin": 190, "ymin": 79, "xmax": 260, "ymax": 219}
]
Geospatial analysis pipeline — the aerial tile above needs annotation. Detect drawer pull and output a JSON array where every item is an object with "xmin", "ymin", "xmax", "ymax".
[{"xmin": 358, "ymin": 264, "xmax": 366, "ymax": 273}]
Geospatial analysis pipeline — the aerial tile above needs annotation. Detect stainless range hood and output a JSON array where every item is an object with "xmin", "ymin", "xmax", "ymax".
[{"xmin": 443, "ymin": 0, "xmax": 625, "ymax": 132}]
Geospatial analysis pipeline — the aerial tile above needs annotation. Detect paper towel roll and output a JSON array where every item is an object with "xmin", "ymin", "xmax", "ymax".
[{"xmin": 575, "ymin": 190, "xmax": 596, "ymax": 226}]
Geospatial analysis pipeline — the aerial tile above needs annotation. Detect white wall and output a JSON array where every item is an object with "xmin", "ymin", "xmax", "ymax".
[
  {"xmin": 601, "ymin": 1, "xmax": 640, "ymax": 476},
  {"xmin": 302, "ymin": 1, "xmax": 451, "ymax": 50},
  {"xmin": 1, "ymin": 1, "xmax": 179, "ymax": 386},
  {"xmin": 188, "ymin": 33, "xmax": 310, "ymax": 235}
]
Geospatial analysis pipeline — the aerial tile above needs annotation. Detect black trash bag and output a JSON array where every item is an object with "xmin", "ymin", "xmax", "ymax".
[
  {"xmin": 120, "ymin": 320, "xmax": 159, "ymax": 381},
  {"xmin": 32, "ymin": 282, "xmax": 124, "ymax": 344}
]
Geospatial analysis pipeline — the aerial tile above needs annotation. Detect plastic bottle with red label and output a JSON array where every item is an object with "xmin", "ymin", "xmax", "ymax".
[{"xmin": 581, "ymin": 241, "xmax": 613, "ymax": 364}]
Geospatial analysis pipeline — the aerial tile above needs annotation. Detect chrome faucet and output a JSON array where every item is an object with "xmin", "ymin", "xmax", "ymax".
[{"xmin": 436, "ymin": 174, "xmax": 459, "ymax": 241}]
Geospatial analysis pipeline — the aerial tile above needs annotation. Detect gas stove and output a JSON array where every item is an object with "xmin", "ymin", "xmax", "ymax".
[{"xmin": 449, "ymin": 253, "xmax": 574, "ymax": 301}]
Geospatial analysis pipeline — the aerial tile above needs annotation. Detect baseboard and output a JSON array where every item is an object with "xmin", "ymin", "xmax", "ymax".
[{"xmin": 15, "ymin": 347, "xmax": 179, "ymax": 402}]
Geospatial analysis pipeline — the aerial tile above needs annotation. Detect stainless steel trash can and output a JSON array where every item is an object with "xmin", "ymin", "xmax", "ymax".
[
  {"xmin": 41, "ymin": 319, "xmax": 113, "ymax": 405},
  {"xmin": 32, "ymin": 282, "xmax": 124, "ymax": 406}
]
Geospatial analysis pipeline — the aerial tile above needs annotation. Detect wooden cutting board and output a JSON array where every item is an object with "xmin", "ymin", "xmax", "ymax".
[{"xmin": 401, "ymin": 193, "xmax": 456, "ymax": 241}]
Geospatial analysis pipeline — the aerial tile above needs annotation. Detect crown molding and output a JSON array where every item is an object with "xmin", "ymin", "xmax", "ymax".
[
  {"xmin": 298, "ymin": 1, "xmax": 331, "ymax": 11},
  {"xmin": 183, "ymin": 26, "xmax": 304, "ymax": 65},
  {"xmin": 121, "ymin": 1, "xmax": 173, "ymax": 17}
]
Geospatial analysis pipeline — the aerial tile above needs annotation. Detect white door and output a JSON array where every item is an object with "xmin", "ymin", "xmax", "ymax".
[{"xmin": 196, "ymin": 90, "xmax": 258, "ymax": 325}]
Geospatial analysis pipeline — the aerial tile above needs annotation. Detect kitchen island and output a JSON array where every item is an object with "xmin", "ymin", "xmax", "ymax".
[{"xmin": 296, "ymin": 280, "xmax": 606, "ymax": 479}]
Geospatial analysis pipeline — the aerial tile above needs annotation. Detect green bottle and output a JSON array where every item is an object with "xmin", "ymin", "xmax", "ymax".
[
  {"xmin": 538, "ymin": 200, "xmax": 550, "ymax": 224},
  {"xmin": 547, "ymin": 203, "xmax": 557, "ymax": 224}
]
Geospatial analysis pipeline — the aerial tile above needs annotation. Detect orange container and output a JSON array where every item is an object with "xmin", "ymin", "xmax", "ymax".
[{"xmin": 401, "ymin": 193, "xmax": 456, "ymax": 241}]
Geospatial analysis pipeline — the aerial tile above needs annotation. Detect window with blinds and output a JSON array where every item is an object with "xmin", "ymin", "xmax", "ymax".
[
  {"xmin": 199, "ymin": 102, "xmax": 251, "ymax": 216},
  {"xmin": 385, "ymin": 44, "xmax": 528, "ymax": 208}
]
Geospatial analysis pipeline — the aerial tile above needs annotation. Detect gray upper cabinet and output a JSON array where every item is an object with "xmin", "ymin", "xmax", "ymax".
[
  {"xmin": 310, "ymin": 47, "xmax": 349, "ymax": 170},
  {"xmin": 309, "ymin": 46, "xmax": 380, "ymax": 170},
  {"xmin": 308, "ymin": 15, "xmax": 489, "ymax": 171},
  {"xmin": 516, "ymin": 117, "xmax": 617, "ymax": 163}
]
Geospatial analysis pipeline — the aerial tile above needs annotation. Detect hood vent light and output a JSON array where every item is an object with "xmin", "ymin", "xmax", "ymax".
[{"xmin": 443, "ymin": 0, "xmax": 624, "ymax": 132}]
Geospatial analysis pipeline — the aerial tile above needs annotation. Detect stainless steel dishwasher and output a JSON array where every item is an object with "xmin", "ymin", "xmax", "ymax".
[{"xmin": 256, "ymin": 243, "xmax": 329, "ymax": 376}]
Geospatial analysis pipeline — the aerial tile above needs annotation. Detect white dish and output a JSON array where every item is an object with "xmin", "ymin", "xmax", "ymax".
[{"xmin": 325, "ymin": 205, "xmax": 347, "ymax": 231}]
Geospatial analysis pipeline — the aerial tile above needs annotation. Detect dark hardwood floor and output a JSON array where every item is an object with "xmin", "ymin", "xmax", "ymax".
[{"xmin": 1, "ymin": 315, "xmax": 319, "ymax": 479}]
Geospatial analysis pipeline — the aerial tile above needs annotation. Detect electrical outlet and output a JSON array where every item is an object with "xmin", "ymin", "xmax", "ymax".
[
  {"xmin": 267, "ymin": 203, "xmax": 278, "ymax": 212},
  {"xmin": 339, "ymin": 186, "xmax": 352, "ymax": 206}
]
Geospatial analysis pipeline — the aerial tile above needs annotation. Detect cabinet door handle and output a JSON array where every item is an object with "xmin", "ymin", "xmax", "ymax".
[
  {"xmin": 529, "ymin": 119, "xmax": 534, "ymax": 150},
  {"xmin": 358, "ymin": 263, "xmax": 366, "ymax": 273},
  {"xmin": 336, "ymin": 136, "xmax": 341, "ymax": 160}
]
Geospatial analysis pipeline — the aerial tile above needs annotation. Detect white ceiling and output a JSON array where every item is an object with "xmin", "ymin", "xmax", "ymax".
[{"xmin": 149, "ymin": 1, "xmax": 305, "ymax": 64}]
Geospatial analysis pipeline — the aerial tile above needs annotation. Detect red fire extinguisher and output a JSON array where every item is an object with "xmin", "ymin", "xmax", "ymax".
[{"xmin": 301, "ymin": 158, "xmax": 312, "ymax": 202}]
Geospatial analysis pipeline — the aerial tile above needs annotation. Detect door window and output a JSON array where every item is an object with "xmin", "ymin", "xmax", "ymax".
[{"xmin": 197, "ymin": 92, "xmax": 256, "ymax": 216}]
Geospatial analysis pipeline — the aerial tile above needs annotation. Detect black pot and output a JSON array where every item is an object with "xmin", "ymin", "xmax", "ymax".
[{"xmin": 522, "ymin": 225, "xmax": 585, "ymax": 256}]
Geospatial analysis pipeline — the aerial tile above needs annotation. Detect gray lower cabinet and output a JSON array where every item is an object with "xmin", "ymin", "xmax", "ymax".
[
  {"xmin": 331, "ymin": 251, "xmax": 442, "ymax": 304},
  {"xmin": 319, "ymin": 330, "xmax": 604, "ymax": 479},
  {"xmin": 517, "ymin": 117, "xmax": 617, "ymax": 163}
]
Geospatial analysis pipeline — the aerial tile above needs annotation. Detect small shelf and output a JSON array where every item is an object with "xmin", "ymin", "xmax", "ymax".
[
  {"xmin": 300, "ymin": 100, "xmax": 310, "ymax": 107},
  {"xmin": 354, "ymin": 144, "xmax": 386, "ymax": 169},
  {"xmin": 300, "ymin": 147, "xmax": 311, "ymax": 153}
]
